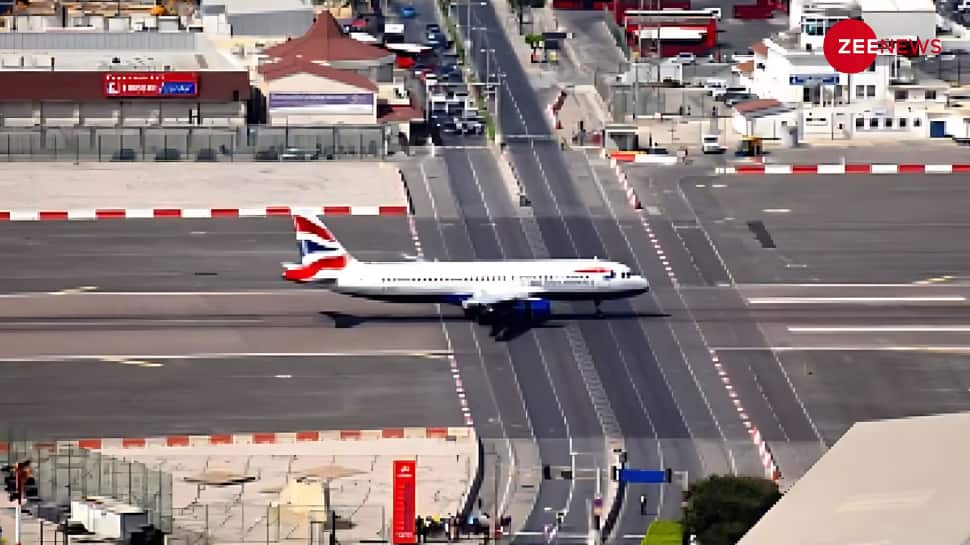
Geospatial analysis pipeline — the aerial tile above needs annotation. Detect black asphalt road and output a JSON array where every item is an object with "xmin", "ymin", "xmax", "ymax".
[
  {"xmin": 445, "ymin": 0, "xmax": 747, "ymax": 539},
  {"xmin": 0, "ymin": 217, "xmax": 414, "ymax": 292},
  {"xmin": 0, "ymin": 355, "xmax": 463, "ymax": 441}
]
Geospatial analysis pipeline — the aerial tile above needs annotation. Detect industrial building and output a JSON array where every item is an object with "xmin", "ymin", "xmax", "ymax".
[
  {"xmin": 738, "ymin": 413, "xmax": 970, "ymax": 545},
  {"xmin": 199, "ymin": 0, "xmax": 315, "ymax": 38},
  {"xmin": 0, "ymin": 32, "xmax": 249, "ymax": 129}
]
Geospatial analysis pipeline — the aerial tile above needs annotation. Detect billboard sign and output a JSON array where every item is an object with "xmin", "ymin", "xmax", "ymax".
[
  {"xmin": 103, "ymin": 72, "xmax": 199, "ymax": 98},
  {"xmin": 392, "ymin": 460, "xmax": 417, "ymax": 544},
  {"xmin": 268, "ymin": 93, "xmax": 375, "ymax": 115}
]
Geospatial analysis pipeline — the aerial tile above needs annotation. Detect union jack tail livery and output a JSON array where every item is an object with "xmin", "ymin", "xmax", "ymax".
[{"xmin": 282, "ymin": 212, "xmax": 355, "ymax": 282}]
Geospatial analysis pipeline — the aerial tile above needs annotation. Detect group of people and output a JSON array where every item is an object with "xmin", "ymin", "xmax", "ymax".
[{"xmin": 413, "ymin": 513, "xmax": 513, "ymax": 543}]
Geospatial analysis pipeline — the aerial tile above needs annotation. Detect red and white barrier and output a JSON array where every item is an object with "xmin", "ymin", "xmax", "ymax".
[
  {"xmin": 612, "ymin": 162, "xmax": 642, "ymax": 210},
  {"xmin": 0, "ymin": 427, "xmax": 474, "ymax": 452},
  {"xmin": 0, "ymin": 206, "xmax": 409, "ymax": 221},
  {"xmin": 716, "ymin": 163, "xmax": 970, "ymax": 175}
]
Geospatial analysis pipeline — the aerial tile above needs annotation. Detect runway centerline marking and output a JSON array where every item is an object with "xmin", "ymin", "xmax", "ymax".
[
  {"xmin": 747, "ymin": 296, "xmax": 966, "ymax": 304},
  {"xmin": 788, "ymin": 325, "xmax": 970, "ymax": 333}
]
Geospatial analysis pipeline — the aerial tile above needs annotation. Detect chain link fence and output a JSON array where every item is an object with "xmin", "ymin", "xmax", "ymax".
[
  {"xmin": 169, "ymin": 503, "xmax": 386, "ymax": 545},
  {"xmin": 3, "ymin": 441, "xmax": 173, "ymax": 532},
  {"xmin": 0, "ymin": 125, "xmax": 395, "ymax": 162}
]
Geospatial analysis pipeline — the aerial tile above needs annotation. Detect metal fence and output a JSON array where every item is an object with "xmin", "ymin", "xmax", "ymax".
[
  {"xmin": 3, "ymin": 441, "xmax": 174, "ymax": 532},
  {"xmin": 0, "ymin": 125, "xmax": 393, "ymax": 162},
  {"xmin": 168, "ymin": 503, "xmax": 386, "ymax": 545}
]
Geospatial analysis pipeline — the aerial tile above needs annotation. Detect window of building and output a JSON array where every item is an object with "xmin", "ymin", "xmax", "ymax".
[
  {"xmin": 803, "ymin": 87, "xmax": 812, "ymax": 102},
  {"xmin": 867, "ymin": 61, "xmax": 876, "ymax": 72},
  {"xmin": 869, "ymin": 118, "xmax": 879, "ymax": 128},
  {"xmin": 926, "ymin": 90, "xmax": 937, "ymax": 100},
  {"xmin": 899, "ymin": 118, "xmax": 908, "ymax": 128},
  {"xmin": 855, "ymin": 85, "xmax": 865, "ymax": 98},
  {"xmin": 914, "ymin": 118, "xmax": 922, "ymax": 127},
  {"xmin": 856, "ymin": 117, "xmax": 865, "ymax": 128},
  {"xmin": 895, "ymin": 89, "xmax": 908, "ymax": 101},
  {"xmin": 884, "ymin": 118, "xmax": 893, "ymax": 128}
]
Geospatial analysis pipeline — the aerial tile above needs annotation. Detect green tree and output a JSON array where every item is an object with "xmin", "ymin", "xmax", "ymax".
[
  {"xmin": 525, "ymin": 33, "xmax": 543, "ymax": 49},
  {"xmin": 682, "ymin": 475, "xmax": 781, "ymax": 545}
]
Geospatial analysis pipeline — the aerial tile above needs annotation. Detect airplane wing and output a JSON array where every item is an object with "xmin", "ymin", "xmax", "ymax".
[{"xmin": 462, "ymin": 288, "xmax": 534, "ymax": 308}]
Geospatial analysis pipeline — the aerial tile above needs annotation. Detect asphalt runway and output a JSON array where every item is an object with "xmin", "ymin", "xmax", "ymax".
[
  {"xmin": 626, "ymin": 167, "xmax": 970, "ymax": 466},
  {"xmin": 0, "ymin": 215, "xmax": 463, "ymax": 442},
  {"xmin": 679, "ymin": 173, "xmax": 970, "ymax": 284},
  {"xmin": 0, "ymin": 355, "xmax": 463, "ymax": 441},
  {"xmin": 0, "ymin": 217, "xmax": 415, "ymax": 292}
]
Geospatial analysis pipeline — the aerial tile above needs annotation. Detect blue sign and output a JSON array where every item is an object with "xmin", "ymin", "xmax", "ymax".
[
  {"xmin": 619, "ymin": 469, "xmax": 669, "ymax": 484},
  {"xmin": 790, "ymin": 74, "xmax": 839, "ymax": 86},
  {"xmin": 160, "ymin": 82, "xmax": 197, "ymax": 95}
]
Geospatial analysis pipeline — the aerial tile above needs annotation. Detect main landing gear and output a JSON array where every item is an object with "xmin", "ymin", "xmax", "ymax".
[{"xmin": 594, "ymin": 300, "xmax": 604, "ymax": 319}]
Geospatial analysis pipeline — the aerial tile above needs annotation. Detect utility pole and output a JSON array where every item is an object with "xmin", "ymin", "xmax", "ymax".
[{"xmin": 493, "ymin": 452, "xmax": 500, "ymax": 542}]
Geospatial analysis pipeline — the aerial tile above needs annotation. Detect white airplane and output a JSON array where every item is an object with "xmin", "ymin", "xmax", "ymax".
[{"xmin": 281, "ymin": 213, "xmax": 649, "ymax": 320}]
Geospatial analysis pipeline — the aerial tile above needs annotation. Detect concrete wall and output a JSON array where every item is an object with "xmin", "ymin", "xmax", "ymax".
[
  {"xmin": 0, "ymin": 100, "xmax": 246, "ymax": 128},
  {"xmin": 863, "ymin": 10, "xmax": 936, "ymax": 40}
]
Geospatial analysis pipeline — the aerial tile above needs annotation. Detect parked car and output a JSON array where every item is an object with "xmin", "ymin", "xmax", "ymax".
[
  {"xmin": 281, "ymin": 147, "xmax": 320, "ymax": 160},
  {"xmin": 254, "ymin": 149, "xmax": 280, "ymax": 161},
  {"xmin": 724, "ymin": 93, "xmax": 757, "ymax": 106},
  {"xmin": 426, "ymin": 23, "xmax": 441, "ymax": 33},
  {"xmin": 637, "ymin": 147, "xmax": 678, "ymax": 165},
  {"xmin": 110, "ymin": 148, "xmax": 137, "ymax": 161},
  {"xmin": 154, "ymin": 148, "xmax": 181, "ymax": 161},
  {"xmin": 400, "ymin": 4, "xmax": 417, "ymax": 18},
  {"xmin": 673, "ymin": 52, "xmax": 696, "ymax": 64}
]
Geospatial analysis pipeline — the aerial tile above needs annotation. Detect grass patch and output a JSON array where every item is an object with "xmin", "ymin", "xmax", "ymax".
[{"xmin": 642, "ymin": 520, "xmax": 682, "ymax": 545}]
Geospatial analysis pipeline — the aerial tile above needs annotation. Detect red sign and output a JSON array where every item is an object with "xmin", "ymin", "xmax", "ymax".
[
  {"xmin": 392, "ymin": 460, "xmax": 417, "ymax": 544},
  {"xmin": 103, "ymin": 72, "xmax": 199, "ymax": 98},
  {"xmin": 823, "ymin": 19, "xmax": 942, "ymax": 74}
]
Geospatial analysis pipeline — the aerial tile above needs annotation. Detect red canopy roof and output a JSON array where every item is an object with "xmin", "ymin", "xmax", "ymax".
[{"xmin": 263, "ymin": 12, "xmax": 391, "ymax": 63}]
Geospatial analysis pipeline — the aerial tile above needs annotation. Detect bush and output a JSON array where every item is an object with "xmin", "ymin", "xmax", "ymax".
[
  {"xmin": 683, "ymin": 475, "xmax": 781, "ymax": 545},
  {"xmin": 642, "ymin": 520, "xmax": 681, "ymax": 545}
]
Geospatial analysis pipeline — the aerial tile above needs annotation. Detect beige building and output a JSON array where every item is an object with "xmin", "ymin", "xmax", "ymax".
[
  {"xmin": 738, "ymin": 412, "xmax": 970, "ymax": 545},
  {"xmin": 259, "ymin": 60, "xmax": 378, "ymax": 126}
]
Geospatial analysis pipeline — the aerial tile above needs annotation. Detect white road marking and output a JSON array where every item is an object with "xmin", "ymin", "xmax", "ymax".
[
  {"xmin": 0, "ymin": 350, "xmax": 453, "ymax": 362},
  {"xmin": 747, "ymin": 296, "xmax": 966, "ymax": 304},
  {"xmin": 274, "ymin": 374, "xmax": 293, "ymax": 378},
  {"xmin": 736, "ymin": 283, "xmax": 955, "ymax": 288},
  {"xmin": 762, "ymin": 208, "xmax": 791, "ymax": 213},
  {"xmin": 713, "ymin": 346, "xmax": 970, "ymax": 352},
  {"xmin": 789, "ymin": 325, "xmax": 970, "ymax": 333}
]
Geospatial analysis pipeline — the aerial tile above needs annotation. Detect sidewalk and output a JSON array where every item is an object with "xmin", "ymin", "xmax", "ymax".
[{"xmin": 0, "ymin": 505, "xmax": 60, "ymax": 545}]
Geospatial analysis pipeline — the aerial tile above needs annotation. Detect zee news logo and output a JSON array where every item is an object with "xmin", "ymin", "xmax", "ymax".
[{"xmin": 823, "ymin": 19, "xmax": 943, "ymax": 74}]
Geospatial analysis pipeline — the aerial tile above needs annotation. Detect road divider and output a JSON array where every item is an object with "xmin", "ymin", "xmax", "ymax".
[
  {"xmin": 0, "ymin": 205, "xmax": 409, "ymax": 221},
  {"xmin": 716, "ymin": 163, "xmax": 970, "ymax": 175},
  {"xmin": 0, "ymin": 427, "xmax": 475, "ymax": 453}
]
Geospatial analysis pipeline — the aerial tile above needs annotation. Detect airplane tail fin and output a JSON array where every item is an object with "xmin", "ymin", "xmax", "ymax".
[{"xmin": 282, "ymin": 212, "xmax": 357, "ymax": 283}]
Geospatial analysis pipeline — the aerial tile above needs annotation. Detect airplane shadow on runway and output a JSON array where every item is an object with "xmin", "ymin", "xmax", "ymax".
[{"xmin": 319, "ymin": 310, "xmax": 670, "ymax": 342}]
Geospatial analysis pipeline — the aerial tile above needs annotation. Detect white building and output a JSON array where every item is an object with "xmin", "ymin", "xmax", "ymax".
[{"xmin": 738, "ymin": 10, "xmax": 955, "ymax": 141}]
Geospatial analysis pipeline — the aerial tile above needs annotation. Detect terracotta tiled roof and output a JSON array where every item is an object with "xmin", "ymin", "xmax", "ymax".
[
  {"xmin": 262, "ymin": 12, "xmax": 391, "ymax": 62},
  {"xmin": 378, "ymin": 104, "xmax": 424, "ymax": 123},
  {"xmin": 258, "ymin": 58, "xmax": 378, "ymax": 91},
  {"xmin": 737, "ymin": 60, "xmax": 754, "ymax": 74},
  {"xmin": 734, "ymin": 98, "xmax": 782, "ymax": 114},
  {"xmin": 752, "ymin": 41, "xmax": 768, "ymax": 57}
]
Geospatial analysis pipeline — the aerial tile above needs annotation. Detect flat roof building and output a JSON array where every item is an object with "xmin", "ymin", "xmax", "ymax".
[{"xmin": 738, "ymin": 413, "xmax": 970, "ymax": 545}]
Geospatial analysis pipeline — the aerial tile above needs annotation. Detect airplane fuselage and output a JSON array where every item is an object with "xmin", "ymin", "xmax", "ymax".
[{"xmin": 323, "ymin": 259, "xmax": 650, "ymax": 305}]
